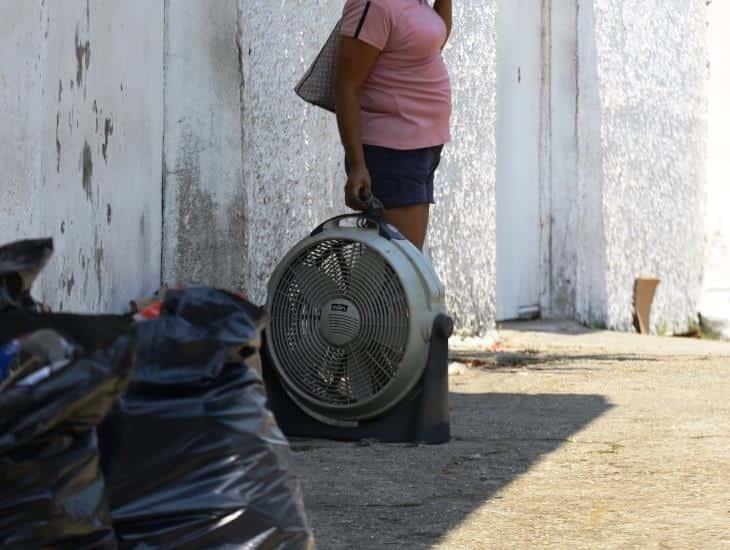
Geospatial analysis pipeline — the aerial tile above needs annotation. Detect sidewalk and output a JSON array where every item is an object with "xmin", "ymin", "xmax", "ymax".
[{"xmin": 291, "ymin": 321, "xmax": 730, "ymax": 549}]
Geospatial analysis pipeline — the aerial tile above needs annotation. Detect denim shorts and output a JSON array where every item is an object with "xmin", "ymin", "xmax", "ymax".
[{"xmin": 346, "ymin": 144, "xmax": 444, "ymax": 209}]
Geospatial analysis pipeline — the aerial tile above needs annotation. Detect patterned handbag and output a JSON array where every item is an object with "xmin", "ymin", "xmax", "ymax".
[{"xmin": 294, "ymin": 19, "xmax": 342, "ymax": 113}]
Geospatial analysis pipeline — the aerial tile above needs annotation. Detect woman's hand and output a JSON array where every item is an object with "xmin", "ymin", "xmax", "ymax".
[{"xmin": 344, "ymin": 163, "xmax": 372, "ymax": 211}]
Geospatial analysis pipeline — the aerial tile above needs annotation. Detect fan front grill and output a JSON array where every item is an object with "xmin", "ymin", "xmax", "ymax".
[{"xmin": 269, "ymin": 238, "xmax": 409, "ymax": 406}]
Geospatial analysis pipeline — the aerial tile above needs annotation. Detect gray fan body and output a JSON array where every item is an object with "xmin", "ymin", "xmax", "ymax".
[{"xmin": 266, "ymin": 218, "xmax": 446, "ymax": 423}]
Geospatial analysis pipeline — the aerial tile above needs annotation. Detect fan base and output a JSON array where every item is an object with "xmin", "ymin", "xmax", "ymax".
[{"xmin": 261, "ymin": 316, "xmax": 451, "ymax": 445}]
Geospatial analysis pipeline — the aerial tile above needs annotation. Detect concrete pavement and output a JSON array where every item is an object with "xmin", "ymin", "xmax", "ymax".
[{"xmin": 291, "ymin": 321, "xmax": 730, "ymax": 549}]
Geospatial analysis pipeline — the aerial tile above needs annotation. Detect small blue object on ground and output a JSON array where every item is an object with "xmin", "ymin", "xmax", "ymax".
[{"xmin": 0, "ymin": 338, "xmax": 22, "ymax": 383}]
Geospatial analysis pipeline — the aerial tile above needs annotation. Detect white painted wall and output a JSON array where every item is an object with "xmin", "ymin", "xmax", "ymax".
[
  {"xmin": 701, "ymin": 0, "xmax": 730, "ymax": 333},
  {"xmin": 575, "ymin": 0, "xmax": 608, "ymax": 326},
  {"xmin": 546, "ymin": 0, "xmax": 579, "ymax": 318},
  {"xmin": 0, "ymin": 1, "xmax": 711, "ymax": 337},
  {"xmin": 162, "ymin": 0, "xmax": 247, "ymax": 291},
  {"xmin": 496, "ymin": 0, "xmax": 542, "ymax": 321},
  {"xmin": 0, "ymin": 0, "xmax": 164, "ymax": 313},
  {"xmin": 0, "ymin": 1, "xmax": 45, "ymax": 241},
  {"xmin": 239, "ymin": 0, "xmax": 499, "ymax": 334},
  {"xmin": 238, "ymin": 0, "xmax": 344, "ymax": 306},
  {"xmin": 576, "ymin": 0, "xmax": 708, "ymax": 332},
  {"xmin": 429, "ymin": 2, "xmax": 498, "ymax": 333}
]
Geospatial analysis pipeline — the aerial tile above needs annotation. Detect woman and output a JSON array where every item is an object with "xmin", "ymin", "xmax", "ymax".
[{"xmin": 336, "ymin": 0, "xmax": 452, "ymax": 250}]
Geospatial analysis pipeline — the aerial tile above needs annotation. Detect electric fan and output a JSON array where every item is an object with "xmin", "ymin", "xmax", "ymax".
[{"xmin": 262, "ymin": 199, "xmax": 452, "ymax": 444}]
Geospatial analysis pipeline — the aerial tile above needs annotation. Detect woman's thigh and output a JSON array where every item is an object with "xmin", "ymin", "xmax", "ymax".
[{"xmin": 383, "ymin": 203, "xmax": 430, "ymax": 250}]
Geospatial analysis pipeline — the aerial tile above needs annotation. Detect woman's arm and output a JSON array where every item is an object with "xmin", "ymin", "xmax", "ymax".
[
  {"xmin": 433, "ymin": 0, "xmax": 452, "ymax": 46},
  {"xmin": 335, "ymin": 37, "xmax": 380, "ymax": 210}
]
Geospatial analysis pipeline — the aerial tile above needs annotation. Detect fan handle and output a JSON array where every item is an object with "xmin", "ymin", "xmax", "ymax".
[
  {"xmin": 360, "ymin": 193, "xmax": 384, "ymax": 218},
  {"xmin": 310, "ymin": 195, "xmax": 405, "ymax": 241}
]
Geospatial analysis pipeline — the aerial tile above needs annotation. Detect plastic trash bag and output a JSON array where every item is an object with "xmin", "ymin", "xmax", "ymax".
[
  {"xmin": 0, "ymin": 314, "xmax": 136, "ymax": 550},
  {"xmin": 0, "ymin": 238, "xmax": 54, "ymax": 312},
  {"xmin": 99, "ymin": 288, "xmax": 314, "ymax": 550}
]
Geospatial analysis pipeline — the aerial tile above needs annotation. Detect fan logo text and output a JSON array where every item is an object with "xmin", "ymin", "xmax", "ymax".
[{"xmin": 331, "ymin": 304, "xmax": 348, "ymax": 312}]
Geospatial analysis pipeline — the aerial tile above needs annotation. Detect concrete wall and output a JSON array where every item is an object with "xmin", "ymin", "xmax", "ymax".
[
  {"xmin": 430, "ymin": 2, "xmax": 498, "ymax": 333},
  {"xmin": 576, "ymin": 0, "xmax": 708, "ymax": 332},
  {"xmin": 0, "ymin": 0, "xmax": 164, "ymax": 313},
  {"xmin": 0, "ymin": 1, "xmax": 45, "ymax": 241},
  {"xmin": 1, "ymin": 1, "xmax": 711, "ymax": 337},
  {"xmin": 162, "ymin": 0, "xmax": 247, "ymax": 292},
  {"xmin": 238, "ymin": 0, "xmax": 344, "ymax": 306},
  {"xmin": 238, "ymin": 0, "xmax": 499, "ymax": 334},
  {"xmin": 545, "ymin": 0, "xmax": 580, "ymax": 319},
  {"xmin": 701, "ymin": 0, "xmax": 730, "ymax": 330},
  {"xmin": 496, "ymin": 0, "xmax": 542, "ymax": 321}
]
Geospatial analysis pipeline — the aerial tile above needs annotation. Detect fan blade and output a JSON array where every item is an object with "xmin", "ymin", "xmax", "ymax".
[
  {"xmin": 345, "ymin": 350, "xmax": 374, "ymax": 402},
  {"xmin": 361, "ymin": 344, "xmax": 398, "ymax": 380},
  {"xmin": 289, "ymin": 263, "xmax": 339, "ymax": 307},
  {"xmin": 331, "ymin": 246, "xmax": 350, "ymax": 290},
  {"xmin": 349, "ymin": 247, "xmax": 388, "ymax": 295}
]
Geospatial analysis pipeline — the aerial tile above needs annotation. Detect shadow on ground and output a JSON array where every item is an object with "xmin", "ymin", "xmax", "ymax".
[
  {"xmin": 497, "ymin": 319, "xmax": 601, "ymax": 335},
  {"xmin": 291, "ymin": 392, "xmax": 612, "ymax": 549},
  {"xmin": 450, "ymin": 347, "xmax": 657, "ymax": 372}
]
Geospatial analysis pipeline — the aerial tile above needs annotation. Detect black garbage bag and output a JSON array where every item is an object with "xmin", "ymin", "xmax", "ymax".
[
  {"xmin": 99, "ymin": 288, "xmax": 314, "ymax": 550},
  {"xmin": 0, "ymin": 238, "xmax": 54, "ymax": 311},
  {"xmin": 0, "ymin": 314, "xmax": 136, "ymax": 550}
]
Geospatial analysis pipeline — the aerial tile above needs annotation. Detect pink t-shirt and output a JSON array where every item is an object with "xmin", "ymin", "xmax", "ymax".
[{"xmin": 341, "ymin": 0, "xmax": 452, "ymax": 150}]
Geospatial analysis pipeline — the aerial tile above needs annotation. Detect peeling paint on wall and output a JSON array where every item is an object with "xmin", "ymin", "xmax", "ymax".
[
  {"xmin": 81, "ymin": 140, "xmax": 93, "ymax": 200},
  {"xmin": 102, "ymin": 117, "xmax": 112, "ymax": 162},
  {"xmin": 0, "ymin": 0, "xmax": 164, "ymax": 313},
  {"xmin": 74, "ymin": 29, "xmax": 90, "ymax": 87}
]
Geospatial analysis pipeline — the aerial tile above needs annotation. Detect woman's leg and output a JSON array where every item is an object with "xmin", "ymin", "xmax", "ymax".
[{"xmin": 383, "ymin": 203, "xmax": 430, "ymax": 250}]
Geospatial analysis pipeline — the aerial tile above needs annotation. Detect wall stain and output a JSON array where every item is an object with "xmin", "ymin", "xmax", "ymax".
[
  {"xmin": 74, "ymin": 29, "xmax": 91, "ymax": 87},
  {"xmin": 56, "ymin": 112, "xmax": 61, "ymax": 173},
  {"xmin": 139, "ymin": 212, "xmax": 145, "ymax": 236},
  {"xmin": 171, "ymin": 132, "xmax": 221, "ymax": 286},
  {"xmin": 94, "ymin": 232, "xmax": 104, "ymax": 305},
  {"xmin": 66, "ymin": 273, "xmax": 75, "ymax": 297},
  {"xmin": 94, "ymin": 241, "xmax": 104, "ymax": 306},
  {"xmin": 169, "ymin": 129, "xmax": 247, "ymax": 289},
  {"xmin": 60, "ymin": 221, "xmax": 65, "ymax": 234},
  {"xmin": 102, "ymin": 118, "xmax": 113, "ymax": 162},
  {"xmin": 58, "ymin": 79, "xmax": 62, "ymax": 102},
  {"xmin": 107, "ymin": 204, "xmax": 112, "ymax": 224},
  {"xmin": 83, "ymin": 254, "xmax": 90, "ymax": 297},
  {"xmin": 82, "ymin": 141, "xmax": 93, "ymax": 201}
]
